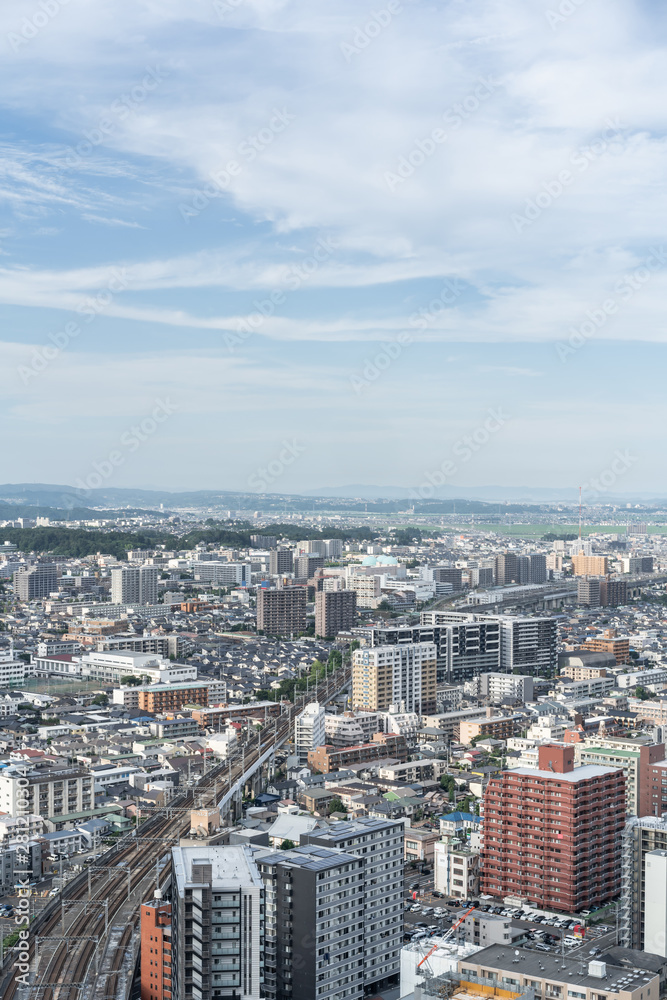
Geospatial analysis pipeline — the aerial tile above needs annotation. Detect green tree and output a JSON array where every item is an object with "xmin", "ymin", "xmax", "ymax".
[
  {"xmin": 121, "ymin": 675, "xmax": 143, "ymax": 686},
  {"xmin": 91, "ymin": 694, "xmax": 108, "ymax": 706},
  {"xmin": 329, "ymin": 798, "xmax": 347, "ymax": 815},
  {"xmin": 280, "ymin": 839, "xmax": 296, "ymax": 850}
]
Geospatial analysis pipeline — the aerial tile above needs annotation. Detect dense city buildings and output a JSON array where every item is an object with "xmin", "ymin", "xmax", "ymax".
[
  {"xmin": 256, "ymin": 587, "xmax": 307, "ymax": 636},
  {"xmin": 481, "ymin": 743, "xmax": 626, "ymax": 911}
]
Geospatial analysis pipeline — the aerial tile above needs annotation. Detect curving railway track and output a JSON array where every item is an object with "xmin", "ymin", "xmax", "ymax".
[{"xmin": 0, "ymin": 666, "xmax": 350, "ymax": 1000}]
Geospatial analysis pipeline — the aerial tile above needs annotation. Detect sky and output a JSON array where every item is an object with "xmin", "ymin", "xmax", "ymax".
[{"xmin": 1, "ymin": 0, "xmax": 666, "ymax": 498}]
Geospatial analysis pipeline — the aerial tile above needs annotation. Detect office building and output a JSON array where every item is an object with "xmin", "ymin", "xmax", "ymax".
[
  {"xmin": 294, "ymin": 702, "xmax": 326, "ymax": 762},
  {"xmin": 352, "ymin": 642, "xmax": 437, "ymax": 714},
  {"xmin": 301, "ymin": 817, "xmax": 404, "ymax": 994},
  {"xmin": 257, "ymin": 587, "xmax": 306, "ymax": 636},
  {"xmin": 256, "ymin": 844, "xmax": 365, "ymax": 1000},
  {"xmin": 111, "ymin": 565, "xmax": 158, "ymax": 605},
  {"xmin": 578, "ymin": 576, "xmax": 601, "ymax": 607},
  {"xmin": 572, "ymin": 554, "xmax": 609, "ymax": 576},
  {"xmin": 269, "ymin": 549, "xmax": 293, "ymax": 575},
  {"xmin": 315, "ymin": 590, "xmax": 356, "ymax": 638},
  {"xmin": 481, "ymin": 743, "xmax": 626, "ymax": 911},
  {"xmin": 13, "ymin": 563, "xmax": 58, "ymax": 600},
  {"xmin": 171, "ymin": 844, "xmax": 263, "ymax": 1000},
  {"xmin": 140, "ymin": 891, "xmax": 172, "ymax": 1000}
]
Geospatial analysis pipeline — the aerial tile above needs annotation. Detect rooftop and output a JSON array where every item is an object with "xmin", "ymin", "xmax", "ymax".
[{"xmin": 467, "ymin": 944, "xmax": 658, "ymax": 992}]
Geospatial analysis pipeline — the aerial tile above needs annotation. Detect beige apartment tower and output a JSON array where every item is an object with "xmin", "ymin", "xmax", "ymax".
[{"xmin": 352, "ymin": 642, "xmax": 437, "ymax": 715}]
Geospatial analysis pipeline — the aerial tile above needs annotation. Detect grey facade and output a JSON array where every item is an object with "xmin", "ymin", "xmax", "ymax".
[
  {"xmin": 315, "ymin": 590, "xmax": 357, "ymax": 638},
  {"xmin": 364, "ymin": 620, "xmax": 501, "ymax": 684},
  {"xmin": 269, "ymin": 549, "xmax": 294, "ymax": 575},
  {"xmin": 301, "ymin": 817, "xmax": 403, "ymax": 993},
  {"xmin": 111, "ymin": 565, "xmax": 158, "ymax": 605},
  {"xmin": 13, "ymin": 563, "xmax": 58, "ymax": 601},
  {"xmin": 171, "ymin": 845, "xmax": 264, "ymax": 1000},
  {"xmin": 621, "ymin": 815, "xmax": 667, "ymax": 953},
  {"xmin": 256, "ymin": 844, "xmax": 365, "ymax": 1000}
]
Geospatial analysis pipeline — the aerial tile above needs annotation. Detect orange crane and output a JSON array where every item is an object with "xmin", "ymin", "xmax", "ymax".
[{"xmin": 417, "ymin": 905, "xmax": 476, "ymax": 970}]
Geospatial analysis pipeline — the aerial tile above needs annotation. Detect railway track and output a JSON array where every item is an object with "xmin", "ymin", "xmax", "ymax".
[{"xmin": 0, "ymin": 666, "xmax": 350, "ymax": 1000}]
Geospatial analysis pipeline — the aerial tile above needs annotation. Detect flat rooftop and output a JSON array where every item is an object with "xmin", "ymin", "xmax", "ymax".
[
  {"xmin": 172, "ymin": 844, "xmax": 264, "ymax": 892},
  {"xmin": 467, "ymin": 944, "xmax": 658, "ymax": 992}
]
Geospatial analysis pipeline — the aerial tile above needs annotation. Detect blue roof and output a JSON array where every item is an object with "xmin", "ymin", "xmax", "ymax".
[{"xmin": 439, "ymin": 811, "xmax": 480, "ymax": 823}]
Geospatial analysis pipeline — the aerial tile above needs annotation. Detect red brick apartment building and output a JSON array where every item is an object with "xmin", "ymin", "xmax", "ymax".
[
  {"xmin": 140, "ymin": 894, "xmax": 172, "ymax": 1000},
  {"xmin": 481, "ymin": 744, "xmax": 625, "ymax": 912}
]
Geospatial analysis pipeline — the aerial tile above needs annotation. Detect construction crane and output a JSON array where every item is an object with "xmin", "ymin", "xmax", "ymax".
[{"xmin": 416, "ymin": 905, "xmax": 476, "ymax": 975}]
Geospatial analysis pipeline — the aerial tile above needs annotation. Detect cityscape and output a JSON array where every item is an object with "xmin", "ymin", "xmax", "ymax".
[{"xmin": 2, "ymin": 0, "xmax": 667, "ymax": 999}]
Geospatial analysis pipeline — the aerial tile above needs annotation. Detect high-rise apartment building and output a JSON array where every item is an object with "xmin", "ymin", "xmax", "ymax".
[
  {"xmin": 301, "ymin": 818, "xmax": 403, "ymax": 994},
  {"xmin": 571, "ymin": 554, "xmax": 609, "ymax": 576},
  {"xmin": 599, "ymin": 577, "xmax": 628, "ymax": 606},
  {"xmin": 620, "ymin": 815, "xmax": 667, "ymax": 953},
  {"xmin": 578, "ymin": 739, "xmax": 665, "ymax": 815},
  {"xmin": 352, "ymin": 642, "xmax": 437, "ymax": 714},
  {"xmin": 294, "ymin": 554, "xmax": 325, "ymax": 579},
  {"xmin": 315, "ymin": 590, "xmax": 356, "ymax": 638},
  {"xmin": 256, "ymin": 587, "xmax": 306, "ymax": 636},
  {"xmin": 171, "ymin": 845, "xmax": 263, "ymax": 1000},
  {"xmin": 481, "ymin": 744, "xmax": 626, "ymax": 912},
  {"xmin": 497, "ymin": 617, "xmax": 557, "ymax": 675},
  {"xmin": 269, "ymin": 549, "xmax": 293, "ymax": 575},
  {"xmin": 529, "ymin": 553, "xmax": 547, "ymax": 584},
  {"xmin": 294, "ymin": 701, "xmax": 326, "ymax": 762},
  {"xmin": 577, "ymin": 576, "xmax": 601, "ymax": 607},
  {"xmin": 494, "ymin": 553, "xmax": 518, "ymax": 586},
  {"xmin": 425, "ymin": 612, "xmax": 556, "ymax": 677},
  {"xmin": 13, "ymin": 563, "xmax": 58, "ymax": 600},
  {"xmin": 256, "ymin": 844, "xmax": 365, "ymax": 1000},
  {"xmin": 368, "ymin": 619, "xmax": 501, "ymax": 684},
  {"xmin": 141, "ymin": 890, "xmax": 172, "ymax": 1000},
  {"xmin": 111, "ymin": 565, "xmax": 158, "ymax": 605}
]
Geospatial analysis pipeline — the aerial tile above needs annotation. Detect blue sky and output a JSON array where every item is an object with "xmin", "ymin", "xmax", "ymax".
[{"xmin": 1, "ymin": 0, "xmax": 666, "ymax": 496}]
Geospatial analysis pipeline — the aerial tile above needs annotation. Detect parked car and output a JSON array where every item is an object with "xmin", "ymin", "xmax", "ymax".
[{"xmin": 535, "ymin": 943, "xmax": 551, "ymax": 953}]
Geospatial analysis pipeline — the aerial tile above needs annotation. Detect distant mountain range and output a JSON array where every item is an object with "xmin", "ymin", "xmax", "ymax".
[{"xmin": 0, "ymin": 482, "xmax": 663, "ymax": 511}]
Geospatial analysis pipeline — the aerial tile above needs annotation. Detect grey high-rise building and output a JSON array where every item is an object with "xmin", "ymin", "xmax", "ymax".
[
  {"xmin": 13, "ymin": 563, "xmax": 58, "ymax": 601},
  {"xmin": 171, "ymin": 844, "xmax": 263, "ymax": 1000},
  {"xmin": 257, "ymin": 586, "xmax": 306, "ymax": 636},
  {"xmin": 621, "ymin": 815, "xmax": 667, "ymax": 954},
  {"xmin": 516, "ymin": 555, "xmax": 531, "ymax": 585},
  {"xmin": 577, "ymin": 576, "xmax": 601, "ymax": 607},
  {"xmin": 365, "ymin": 619, "xmax": 501, "ymax": 685},
  {"xmin": 420, "ymin": 611, "xmax": 557, "ymax": 677},
  {"xmin": 111, "ymin": 565, "xmax": 158, "ymax": 605},
  {"xmin": 494, "ymin": 552, "xmax": 518, "ymax": 586},
  {"xmin": 294, "ymin": 554, "xmax": 324, "ymax": 579},
  {"xmin": 529, "ymin": 553, "xmax": 547, "ymax": 584},
  {"xmin": 269, "ymin": 549, "xmax": 293, "ymax": 575},
  {"xmin": 256, "ymin": 844, "xmax": 366, "ymax": 1000},
  {"xmin": 301, "ymin": 818, "xmax": 404, "ymax": 994},
  {"xmin": 315, "ymin": 590, "xmax": 357, "ymax": 638}
]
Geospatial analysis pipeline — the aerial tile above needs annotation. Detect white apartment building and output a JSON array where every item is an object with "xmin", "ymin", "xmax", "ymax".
[
  {"xmin": 191, "ymin": 561, "xmax": 252, "ymax": 585},
  {"xmin": 378, "ymin": 706, "xmax": 420, "ymax": 740},
  {"xmin": 434, "ymin": 841, "xmax": 480, "ymax": 898},
  {"xmin": 616, "ymin": 667, "xmax": 667, "ymax": 689},
  {"xmin": 294, "ymin": 701, "xmax": 326, "ymax": 762},
  {"xmin": 171, "ymin": 845, "xmax": 264, "ymax": 1000},
  {"xmin": 0, "ymin": 763, "xmax": 94, "ymax": 818},
  {"xmin": 348, "ymin": 573, "xmax": 382, "ymax": 609},
  {"xmin": 110, "ymin": 564, "xmax": 158, "ymax": 605},
  {"xmin": 466, "ymin": 672, "xmax": 534, "ymax": 703},
  {"xmin": 555, "ymin": 675, "xmax": 617, "ymax": 700},
  {"xmin": 324, "ymin": 711, "xmax": 382, "ymax": 747},
  {"xmin": 0, "ymin": 647, "xmax": 28, "ymax": 688}
]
